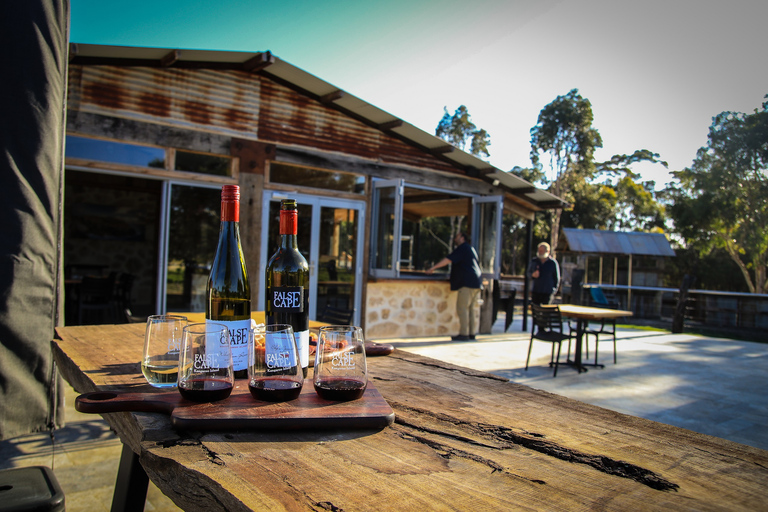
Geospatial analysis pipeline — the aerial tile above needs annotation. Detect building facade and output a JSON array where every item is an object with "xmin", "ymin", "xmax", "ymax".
[{"xmin": 64, "ymin": 44, "xmax": 563, "ymax": 337}]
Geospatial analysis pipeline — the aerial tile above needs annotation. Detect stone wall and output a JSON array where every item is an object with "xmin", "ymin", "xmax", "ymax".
[{"xmin": 364, "ymin": 280, "xmax": 480, "ymax": 339}]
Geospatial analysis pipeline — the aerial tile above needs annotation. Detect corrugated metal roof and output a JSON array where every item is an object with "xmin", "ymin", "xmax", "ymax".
[
  {"xmin": 68, "ymin": 43, "xmax": 565, "ymax": 210},
  {"xmin": 560, "ymin": 228, "xmax": 675, "ymax": 257}
]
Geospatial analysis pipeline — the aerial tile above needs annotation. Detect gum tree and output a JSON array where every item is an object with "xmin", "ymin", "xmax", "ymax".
[
  {"xmin": 530, "ymin": 89, "xmax": 602, "ymax": 253},
  {"xmin": 666, "ymin": 97, "xmax": 768, "ymax": 293}
]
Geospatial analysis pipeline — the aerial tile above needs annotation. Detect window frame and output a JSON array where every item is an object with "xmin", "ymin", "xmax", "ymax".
[{"xmin": 370, "ymin": 179, "xmax": 503, "ymax": 280}]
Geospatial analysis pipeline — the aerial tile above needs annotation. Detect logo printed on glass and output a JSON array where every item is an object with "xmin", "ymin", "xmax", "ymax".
[
  {"xmin": 271, "ymin": 286, "xmax": 304, "ymax": 312},
  {"xmin": 331, "ymin": 351, "xmax": 355, "ymax": 370},
  {"xmin": 193, "ymin": 353, "xmax": 217, "ymax": 372}
]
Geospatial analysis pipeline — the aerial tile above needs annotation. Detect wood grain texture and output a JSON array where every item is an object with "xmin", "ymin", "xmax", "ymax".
[{"xmin": 54, "ymin": 324, "xmax": 768, "ymax": 511}]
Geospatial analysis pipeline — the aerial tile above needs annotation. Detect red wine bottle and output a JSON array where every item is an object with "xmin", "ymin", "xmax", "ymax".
[
  {"xmin": 207, "ymin": 185, "xmax": 251, "ymax": 379},
  {"xmin": 266, "ymin": 199, "xmax": 310, "ymax": 377}
]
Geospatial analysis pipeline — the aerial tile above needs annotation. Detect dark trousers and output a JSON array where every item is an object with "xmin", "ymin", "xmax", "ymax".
[{"xmin": 531, "ymin": 292, "xmax": 554, "ymax": 306}]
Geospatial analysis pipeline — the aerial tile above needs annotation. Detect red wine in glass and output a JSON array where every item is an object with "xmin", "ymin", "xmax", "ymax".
[
  {"xmin": 179, "ymin": 378, "xmax": 233, "ymax": 402},
  {"xmin": 249, "ymin": 377, "xmax": 302, "ymax": 402},
  {"xmin": 314, "ymin": 377, "xmax": 366, "ymax": 401}
]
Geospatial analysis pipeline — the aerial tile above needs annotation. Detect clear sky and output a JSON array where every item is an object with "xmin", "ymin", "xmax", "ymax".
[{"xmin": 70, "ymin": 0, "xmax": 768, "ymax": 188}]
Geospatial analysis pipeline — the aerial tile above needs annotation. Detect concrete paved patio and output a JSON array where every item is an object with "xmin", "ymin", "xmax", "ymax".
[{"xmin": 1, "ymin": 314, "xmax": 766, "ymax": 511}]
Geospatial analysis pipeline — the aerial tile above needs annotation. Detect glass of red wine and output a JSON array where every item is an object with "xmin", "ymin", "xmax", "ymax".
[
  {"xmin": 313, "ymin": 325, "xmax": 368, "ymax": 401},
  {"xmin": 248, "ymin": 323, "xmax": 304, "ymax": 402},
  {"xmin": 178, "ymin": 322, "xmax": 234, "ymax": 402}
]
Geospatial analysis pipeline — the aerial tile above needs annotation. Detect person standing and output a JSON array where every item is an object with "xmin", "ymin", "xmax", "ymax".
[
  {"xmin": 528, "ymin": 242, "xmax": 560, "ymax": 305},
  {"xmin": 427, "ymin": 232, "xmax": 483, "ymax": 341}
]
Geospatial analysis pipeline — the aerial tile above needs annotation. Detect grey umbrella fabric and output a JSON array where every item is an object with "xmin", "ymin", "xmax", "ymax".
[{"xmin": 0, "ymin": 0, "xmax": 68, "ymax": 439}]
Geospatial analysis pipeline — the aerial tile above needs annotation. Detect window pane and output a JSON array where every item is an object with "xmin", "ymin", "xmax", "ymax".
[
  {"xmin": 166, "ymin": 185, "xmax": 220, "ymax": 312},
  {"xmin": 66, "ymin": 135, "xmax": 166, "ymax": 168},
  {"xmin": 373, "ymin": 186, "xmax": 396, "ymax": 270},
  {"xmin": 175, "ymin": 151, "xmax": 231, "ymax": 176},
  {"xmin": 271, "ymin": 163, "xmax": 364, "ymax": 194},
  {"xmin": 476, "ymin": 201, "xmax": 499, "ymax": 274}
]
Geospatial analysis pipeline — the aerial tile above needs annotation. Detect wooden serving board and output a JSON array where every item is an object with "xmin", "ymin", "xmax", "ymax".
[{"xmin": 75, "ymin": 379, "xmax": 394, "ymax": 431}]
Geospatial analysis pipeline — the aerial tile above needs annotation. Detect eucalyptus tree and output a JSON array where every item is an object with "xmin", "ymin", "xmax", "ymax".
[
  {"xmin": 436, "ymin": 105, "xmax": 491, "ymax": 157},
  {"xmin": 665, "ymin": 97, "xmax": 768, "ymax": 293},
  {"xmin": 529, "ymin": 89, "xmax": 602, "ymax": 252}
]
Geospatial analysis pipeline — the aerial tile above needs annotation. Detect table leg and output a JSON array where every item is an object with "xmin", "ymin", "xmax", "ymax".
[
  {"xmin": 111, "ymin": 444, "xmax": 148, "ymax": 512},
  {"xmin": 574, "ymin": 320, "xmax": 587, "ymax": 373}
]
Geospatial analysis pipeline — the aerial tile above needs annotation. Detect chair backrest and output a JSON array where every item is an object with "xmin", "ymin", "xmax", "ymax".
[
  {"xmin": 319, "ymin": 304, "xmax": 354, "ymax": 325},
  {"xmin": 590, "ymin": 287, "xmax": 608, "ymax": 305},
  {"xmin": 531, "ymin": 304, "xmax": 563, "ymax": 332}
]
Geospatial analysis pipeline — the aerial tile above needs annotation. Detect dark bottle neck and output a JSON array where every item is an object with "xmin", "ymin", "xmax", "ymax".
[{"xmin": 280, "ymin": 233, "xmax": 298, "ymax": 249}]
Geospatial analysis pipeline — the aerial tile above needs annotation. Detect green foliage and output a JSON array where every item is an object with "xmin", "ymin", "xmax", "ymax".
[
  {"xmin": 436, "ymin": 105, "xmax": 491, "ymax": 157},
  {"xmin": 530, "ymin": 88, "xmax": 603, "ymax": 195},
  {"xmin": 529, "ymin": 89, "xmax": 603, "ymax": 251},
  {"xmin": 665, "ymin": 96, "xmax": 768, "ymax": 293}
]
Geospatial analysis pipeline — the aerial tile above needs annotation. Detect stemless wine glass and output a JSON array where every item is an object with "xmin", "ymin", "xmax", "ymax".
[
  {"xmin": 141, "ymin": 315, "xmax": 188, "ymax": 388},
  {"xmin": 248, "ymin": 324, "xmax": 304, "ymax": 402},
  {"xmin": 313, "ymin": 325, "xmax": 368, "ymax": 401},
  {"xmin": 178, "ymin": 322, "xmax": 234, "ymax": 402}
]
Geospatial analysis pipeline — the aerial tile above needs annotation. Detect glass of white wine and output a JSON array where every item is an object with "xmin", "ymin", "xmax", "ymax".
[{"xmin": 141, "ymin": 314, "xmax": 188, "ymax": 388}]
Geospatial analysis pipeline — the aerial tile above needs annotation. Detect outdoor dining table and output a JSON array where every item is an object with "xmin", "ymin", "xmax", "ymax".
[
  {"xmin": 558, "ymin": 304, "xmax": 632, "ymax": 373},
  {"xmin": 52, "ymin": 321, "xmax": 768, "ymax": 511}
]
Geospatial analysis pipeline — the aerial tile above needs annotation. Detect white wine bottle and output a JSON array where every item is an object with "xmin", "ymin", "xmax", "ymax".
[
  {"xmin": 207, "ymin": 185, "xmax": 251, "ymax": 379},
  {"xmin": 266, "ymin": 199, "xmax": 310, "ymax": 377}
]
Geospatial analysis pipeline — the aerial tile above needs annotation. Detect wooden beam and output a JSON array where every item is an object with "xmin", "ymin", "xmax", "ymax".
[
  {"xmin": 319, "ymin": 90, "xmax": 345, "ymax": 104},
  {"xmin": 536, "ymin": 200, "xmax": 569, "ymax": 209},
  {"xmin": 66, "ymin": 111, "xmax": 232, "ymax": 155},
  {"xmin": 377, "ymin": 119, "xmax": 403, "ymax": 131},
  {"xmin": 241, "ymin": 52, "xmax": 275, "ymax": 73},
  {"xmin": 430, "ymin": 145, "xmax": 454, "ymax": 155},
  {"xmin": 275, "ymin": 146, "xmax": 498, "ymax": 197},
  {"xmin": 160, "ymin": 50, "xmax": 180, "ymax": 67}
]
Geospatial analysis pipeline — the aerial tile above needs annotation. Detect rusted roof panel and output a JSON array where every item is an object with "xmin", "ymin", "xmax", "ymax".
[
  {"xmin": 68, "ymin": 65, "xmax": 261, "ymax": 138},
  {"xmin": 67, "ymin": 43, "xmax": 568, "ymax": 209},
  {"xmin": 561, "ymin": 228, "xmax": 675, "ymax": 256},
  {"xmin": 257, "ymin": 79, "xmax": 461, "ymax": 173}
]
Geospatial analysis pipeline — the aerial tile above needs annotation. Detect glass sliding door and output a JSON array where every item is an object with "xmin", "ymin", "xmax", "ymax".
[
  {"xmin": 472, "ymin": 195, "xmax": 503, "ymax": 278},
  {"xmin": 370, "ymin": 179, "xmax": 402, "ymax": 278},
  {"xmin": 260, "ymin": 191, "xmax": 365, "ymax": 325},
  {"xmin": 161, "ymin": 182, "xmax": 222, "ymax": 313}
]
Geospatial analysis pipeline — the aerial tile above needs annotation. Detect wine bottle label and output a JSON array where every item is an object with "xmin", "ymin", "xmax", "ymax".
[
  {"xmin": 296, "ymin": 329, "xmax": 309, "ymax": 369},
  {"xmin": 201, "ymin": 324, "xmax": 232, "ymax": 371},
  {"xmin": 270, "ymin": 286, "xmax": 304, "ymax": 312},
  {"xmin": 208, "ymin": 319, "xmax": 250, "ymax": 371},
  {"xmin": 266, "ymin": 330, "xmax": 298, "ymax": 372}
]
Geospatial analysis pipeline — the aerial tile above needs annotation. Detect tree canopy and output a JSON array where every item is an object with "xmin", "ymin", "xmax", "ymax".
[
  {"xmin": 529, "ymin": 89, "xmax": 602, "ymax": 252},
  {"xmin": 436, "ymin": 105, "xmax": 491, "ymax": 157},
  {"xmin": 665, "ymin": 97, "xmax": 768, "ymax": 293}
]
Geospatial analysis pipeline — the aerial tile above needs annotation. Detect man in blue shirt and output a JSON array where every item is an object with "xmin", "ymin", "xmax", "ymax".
[
  {"xmin": 527, "ymin": 242, "xmax": 560, "ymax": 305},
  {"xmin": 427, "ymin": 232, "xmax": 483, "ymax": 341}
]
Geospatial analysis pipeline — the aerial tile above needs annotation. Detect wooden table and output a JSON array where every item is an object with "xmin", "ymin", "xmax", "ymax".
[
  {"xmin": 558, "ymin": 304, "xmax": 632, "ymax": 373},
  {"xmin": 52, "ymin": 323, "xmax": 768, "ymax": 511}
]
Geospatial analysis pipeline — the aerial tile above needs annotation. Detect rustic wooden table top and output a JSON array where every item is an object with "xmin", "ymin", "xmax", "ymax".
[
  {"xmin": 53, "ymin": 323, "xmax": 767, "ymax": 511},
  {"xmin": 558, "ymin": 304, "xmax": 633, "ymax": 320}
]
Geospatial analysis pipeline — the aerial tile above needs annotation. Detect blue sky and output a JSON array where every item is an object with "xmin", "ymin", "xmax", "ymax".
[{"xmin": 70, "ymin": 0, "xmax": 768, "ymax": 188}]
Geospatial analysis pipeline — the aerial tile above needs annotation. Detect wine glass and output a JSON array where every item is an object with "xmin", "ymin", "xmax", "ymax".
[
  {"xmin": 178, "ymin": 322, "xmax": 234, "ymax": 402},
  {"xmin": 141, "ymin": 315, "xmax": 188, "ymax": 388},
  {"xmin": 248, "ymin": 324, "xmax": 304, "ymax": 402},
  {"xmin": 313, "ymin": 325, "xmax": 367, "ymax": 401}
]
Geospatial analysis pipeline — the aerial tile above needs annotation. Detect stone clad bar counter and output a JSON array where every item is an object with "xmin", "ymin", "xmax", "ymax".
[{"xmin": 365, "ymin": 279, "xmax": 481, "ymax": 339}]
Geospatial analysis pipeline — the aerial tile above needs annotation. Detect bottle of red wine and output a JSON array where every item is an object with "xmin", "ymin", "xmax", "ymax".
[
  {"xmin": 206, "ymin": 185, "xmax": 251, "ymax": 379},
  {"xmin": 266, "ymin": 199, "xmax": 310, "ymax": 377}
]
